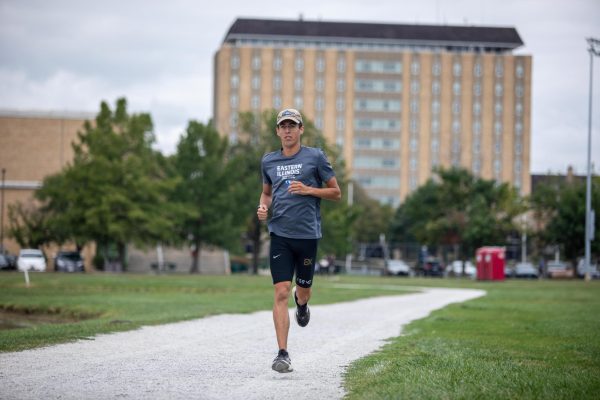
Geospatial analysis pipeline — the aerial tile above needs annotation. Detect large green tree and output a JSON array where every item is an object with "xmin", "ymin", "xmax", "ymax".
[
  {"xmin": 530, "ymin": 176, "xmax": 600, "ymax": 264},
  {"xmin": 36, "ymin": 98, "xmax": 184, "ymax": 269},
  {"xmin": 390, "ymin": 167, "xmax": 524, "ymax": 261},
  {"xmin": 171, "ymin": 120, "xmax": 242, "ymax": 273}
]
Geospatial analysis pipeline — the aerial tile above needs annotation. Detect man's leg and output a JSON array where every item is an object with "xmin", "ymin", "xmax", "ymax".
[
  {"xmin": 273, "ymin": 281, "xmax": 291, "ymax": 350},
  {"xmin": 295, "ymin": 285, "xmax": 311, "ymax": 306}
]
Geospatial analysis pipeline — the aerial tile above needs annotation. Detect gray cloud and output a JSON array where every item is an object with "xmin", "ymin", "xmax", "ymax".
[{"xmin": 1, "ymin": 0, "xmax": 599, "ymax": 173}]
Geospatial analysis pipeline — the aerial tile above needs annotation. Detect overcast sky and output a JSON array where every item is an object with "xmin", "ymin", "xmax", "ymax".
[{"xmin": 1, "ymin": 0, "xmax": 599, "ymax": 174}]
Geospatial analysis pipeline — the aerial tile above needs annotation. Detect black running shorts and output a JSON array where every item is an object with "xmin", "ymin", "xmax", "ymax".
[{"xmin": 269, "ymin": 233, "xmax": 318, "ymax": 288}]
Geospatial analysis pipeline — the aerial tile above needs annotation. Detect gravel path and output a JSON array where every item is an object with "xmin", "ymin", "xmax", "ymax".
[{"xmin": 0, "ymin": 286, "xmax": 485, "ymax": 400}]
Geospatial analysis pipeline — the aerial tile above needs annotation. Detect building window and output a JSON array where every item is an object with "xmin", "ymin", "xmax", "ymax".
[
  {"xmin": 315, "ymin": 116, "xmax": 323, "ymax": 129},
  {"xmin": 474, "ymin": 62, "xmax": 482, "ymax": 77},
  {"xmin": 515, "ymin": 122, "xmax": 523, "ymax": 136},
  {"xmin": 452, "ymin": 120, "xmax": 461, "ymax": 134},
  {"xmin": 294, "ymin": 95, "xmax": 303, "ymax": 109},
  {"xmin": 230, "ymin": 74, "xmax": 239, "ymax": 89},
  {"xmin": 336, "ymin": 98, "xmax": 345, "ymax": 111},
  {"xmin": 230, "ymin": 113, "xmax": 238, "ymax": 127},
  {"xmin": 516, "ymin": 62, "xmax": 524, "ymax": 78},
  {"xmin": 452, "ymin": 101, "xmax": 461, "ymax": 115},
  {"xmin": 273, "ymin": 75, "xmax": 282, "ymax": 90},
  {"xmin": 411, "ymin": 59, "xmax": 420, "ymax": 75},
  {"xmin": 515, "ymin": 141, "xmax": 522, "ymax": 155},
  {"xmin": 337, "ymin": 57, "xmax": 346, "ymax": 73},
  {"xmin": 316, "ymin": 97, "xmax": 324, "ymax": 111},
  {"xmin": 473, "ymin": 120, "xmax": 481, "ymax": 134},
  {"xmin": 273, "ymin": 55, "xmax": 283, "ymax": 71},
  {"xmin": 432, "ymin": 100, "xmax": 440, "ymax": 114},
  {"xmin": 431, "ymin": 119, "xmax": 440, "ymax": 133},
  {"xmin": 453, "ymin": 81, "xmax": 461, "ymax": 95},
  {"xmin": 316, "ymin": 57, "xmax": 325, "ymax": 72},
  {"xmin": 316, "ymin": 78, "xmax": 324, "ymax": 92},
  {"xmin": 251, "ymin": 95, "xmax": 260, "ymax": 109},
  {"xmin": 473, "ymin": 82, "xmax": 481, "ymax": 97},
  {"xmin": 495, "ymin": 83, "xmax": 503, "ymax": 97},
  {"xmin": 515, "ymin": 102, "xmax": 523, "ymax": 116},
  {"xmin": 495, "ymin": 102, "xmax": 503, "ymax": 116},
  {"xmin": 495, "ymin": 142, "xmax": 502, "ymax": 155},
  {"xmin": 473, "ymin": 102, "xmax": 481, "ymax": 116},
  {"xmin": 410, "ymin": 80, "xmax": 420, "ymax": 94},
  {"xmin": 410, "ymin": 118, "xmax": 418, "ymax": 133},
  {"xmin": 230, "ymin": 94, "xmax": 239, "ymax": 108},
  {"xmin": 231, "ymin": 54, "xmax": 240, "ymax": 69},
  {"xmin": 432, "ymin": 60, "xmax": 441, "ymax": 76},
  {"xmin": 495, "ymin": 60, "xmax": 504, "ymax": 78},
  {"xmin": 294, "ymin": 76, "xmax": 303, "ymax": 91},
  {"xmin": 337, "ymin": 78, "xmax": 345, "ymax": 92},
  {"xmin": 273, "ymin": 95, "xmax": 282, "ymax": 109},
  {"xmin": 410, "ymin": 100, "xmax": 419, "ymax": 113},
  {"xmin": 252, "ymin": 54, "xmax": 261, "ymax": 70},
  {"xmin": 515, "ymin": 84, "xmax": 524, "ymax": 98},
  {"xmin": 251, "ymin": 75, "xmax": 261, "ymax": 90},
  {"xmin": 295, "ymin": 57, "xmax": 304, "ymax": 72},
  {"xmin": 494, "ymin": 121, "xmax": 502, "ymax": 135},
  {"xmin": 336, "ymin": 117, "xmax": 345, "ymax": 130},
  {"xmin": 453, "ymin": 62, "xmax": 462, "ymax": 77},
  {"xmin": 432, "ymin": 80, "xmax": 441, "ymax": 95}
]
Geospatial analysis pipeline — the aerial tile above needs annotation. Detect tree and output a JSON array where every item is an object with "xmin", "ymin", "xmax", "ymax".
[
  {"xmin": 171, "ymin": 120, "xmax": 241, "ymax": 273},
  {"xmin": 36, "ymin": 98, "xmax": 184, "ymax": 270},
  {"xmin": 390, "ymin": 167, "xmax": 524, "ymax": 261},
  {"xmin": 7, "ymin": 200, "xmax": 52, "ymax": 249},
  {"xmin": 530, "ymin": 176, "xmax": 600, "ymax": 264}
]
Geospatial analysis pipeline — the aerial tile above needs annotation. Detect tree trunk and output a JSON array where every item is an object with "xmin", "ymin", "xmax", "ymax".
[{"xmin": 190, "ymin": 239, "xmax": 201, "ymax": 274}]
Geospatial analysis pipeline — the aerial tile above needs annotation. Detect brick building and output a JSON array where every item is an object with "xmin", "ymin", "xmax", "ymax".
[{"xmin": 213, "ymin": 18, "xmax": 532, "ymax": 205}]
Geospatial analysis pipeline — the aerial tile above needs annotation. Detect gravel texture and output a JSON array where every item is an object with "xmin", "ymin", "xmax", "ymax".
[{"xmin": 0, "ymin": 286, "xmax": 485, "ymax": 400}]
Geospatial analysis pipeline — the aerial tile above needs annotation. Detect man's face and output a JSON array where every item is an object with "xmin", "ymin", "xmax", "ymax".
[{"xmin": 276, "ymin": 120, "xmax": 303, "ymax": 147}]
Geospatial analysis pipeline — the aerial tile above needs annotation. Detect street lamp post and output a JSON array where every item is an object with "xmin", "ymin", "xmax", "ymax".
[{"xmin": 584, "ymin": 38, "xmax": 600, "ymax": 281}]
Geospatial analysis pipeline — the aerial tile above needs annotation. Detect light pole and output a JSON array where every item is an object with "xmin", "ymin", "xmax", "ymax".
[
  {"xmin": 0, "ymin": 168, "xmax": 5, "ymax": 252},
  {"xmin": 584, "ymin": 38, "xmax": 600, "ymax": 281}
]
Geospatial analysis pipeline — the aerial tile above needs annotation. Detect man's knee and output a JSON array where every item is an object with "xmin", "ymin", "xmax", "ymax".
[{"xmin": 274, "ymin": 282, "xmax": 291, "ymax": 303}]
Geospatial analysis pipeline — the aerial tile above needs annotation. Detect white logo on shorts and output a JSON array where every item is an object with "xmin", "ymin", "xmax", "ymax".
[{"xmin": 273, "ymin": 254, "xmax": 282, "ymax": 259}]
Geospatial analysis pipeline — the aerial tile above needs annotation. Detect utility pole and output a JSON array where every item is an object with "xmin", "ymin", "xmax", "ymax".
[{"xmin": 584, "ymin": 38, "xmax": 599, "ymax": 281}]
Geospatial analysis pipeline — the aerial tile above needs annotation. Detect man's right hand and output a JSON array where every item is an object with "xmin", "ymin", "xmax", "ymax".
[{"xmin": 257, "ymin": 204, "xmax": 268, "ymax": 221}]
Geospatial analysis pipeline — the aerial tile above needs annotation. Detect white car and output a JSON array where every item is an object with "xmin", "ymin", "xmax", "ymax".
[
  {"xmin": 386, "ymin": 259, "xmax": 411, "ymax": 276},
  {"xmin": 17, "ymin": 249, "xmax": 47, "ymax": 272},
  {"xmin": 514, "ymin": 262, "xmax": 539, "ymax": 279},
  {"xmin": 449, "ymin": 260, "xmax": 476, "ymax": 277}
]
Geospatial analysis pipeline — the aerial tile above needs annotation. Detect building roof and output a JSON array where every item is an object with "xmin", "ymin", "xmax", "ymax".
[{"xmin": 224, "ymin": 18, "xmax": 524, "ymax": 50}]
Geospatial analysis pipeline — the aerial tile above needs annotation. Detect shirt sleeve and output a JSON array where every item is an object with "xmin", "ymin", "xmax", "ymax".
[
  {"xmin": 317, "ymin": 149, "xmax": 335, "ymax": 183},
  {"xmin": 261, "ymin": 155, "xmax": 272, "ymax": 185}
]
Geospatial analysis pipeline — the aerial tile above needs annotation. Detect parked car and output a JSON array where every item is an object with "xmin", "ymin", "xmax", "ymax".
[
  {"xmin": 546, "ymin": 261, "xmax": 573, "ymax": 279},
  {"xmin": 576, "ymin": 259, "xmax": 599, "ymax": 279},
  {"xmin": 514, "ymin": 262, "xmax": 539, "ymax": 279},
  {"xmin": 54, "ymin": 251, "xmax": 85, "ymax": 272},
  {"xmin": 0, "ymin": 254, "xmax": 14, "ymax": 270},
  {"xmin": 418, "ymin": 258, "xmax": 445, "ymax": 277},
  {"xmin": 448, "ymin": 260, "xmax": 476, "ymax": 277},
  {"xmin": 17, "ymin": 249, "xmax": 47, "ymax": 272},
  {"xmin": 386, "ymin": 259, "xmax": 411, "ymax": 276}
]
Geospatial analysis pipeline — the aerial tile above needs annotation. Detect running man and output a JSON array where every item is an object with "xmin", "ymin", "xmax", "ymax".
[{"xmin": 257, "ymin": 108, "xmax": 341, "ymax": 373}]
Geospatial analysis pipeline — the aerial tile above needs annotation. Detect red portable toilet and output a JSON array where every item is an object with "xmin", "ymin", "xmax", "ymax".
[{"xmin": 476, "ymin": 247, "xmax": 505, "ymax": 281}]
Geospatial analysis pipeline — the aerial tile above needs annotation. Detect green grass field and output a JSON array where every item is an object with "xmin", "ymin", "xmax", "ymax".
[{"xmin": 1, "ymin": 272, "xmax": 599, "ymax": 399}]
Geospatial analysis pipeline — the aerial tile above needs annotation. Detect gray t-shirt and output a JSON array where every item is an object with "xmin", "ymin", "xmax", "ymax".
[{"xmin": 261, "ymin": 146, "xmax": 335, "ymax": 239}]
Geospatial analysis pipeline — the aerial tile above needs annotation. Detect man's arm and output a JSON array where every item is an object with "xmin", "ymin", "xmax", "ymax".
[
  {"xmin": 257, "ymin": 183, "xmax": 273, "ymax": 220},
  {"xmin": 288, "ymin": 177, "xmax": 341, "ymax": 201}
]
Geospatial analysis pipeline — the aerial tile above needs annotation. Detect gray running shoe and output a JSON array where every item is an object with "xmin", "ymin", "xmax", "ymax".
[
  {"xmin": 272, "ymin": 349, "xmax": 293, "ymax": 373},
  {"xmin": 293, "ymin": 286, "xmax": 310, "ymax": 327}
]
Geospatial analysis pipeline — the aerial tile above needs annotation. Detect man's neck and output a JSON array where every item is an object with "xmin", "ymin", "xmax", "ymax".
[{"xmin": 281, "ymin": 144, "xmax": 301, "ymax": 157}]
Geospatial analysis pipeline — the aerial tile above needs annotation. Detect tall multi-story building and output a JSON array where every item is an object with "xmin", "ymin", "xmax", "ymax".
[{"xmin": 213, "ymin": 18, "xmax": 531, "ymax": 206}]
